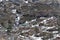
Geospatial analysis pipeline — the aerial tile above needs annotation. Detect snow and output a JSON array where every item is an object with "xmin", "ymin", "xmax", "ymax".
[
  {"xmin": 46, "ymin": 26, "xmax": 55, "ymax": 29},
  {"xmin": 22, "ymin": 29, "xmax": 30, "ymax": 33},
  {"xmin": 50, "ymin": 17, "xmax": 54, "ymax": 19},
  {"xmin": 53, "ymin": 31, "xmax": 58, "ymax": 34},
  {"xmin": 40, "ymin": 19, "xmax": 47, "ymax": 24},
  {"xmin": 32, "ymin": 25, "xmax": 35, "ymax": 27},
  {"xmin": 35, "ymin": 24, "xmax": 39, "ymax": 27},
  {"xmin": 47, "ymin": 17, "xmax": 54, "ymax": 20},
  {"xmin": 32, "ymin": 24, "xmax": 39, "ymax": 27},
  {"xmin": 53, "ymin": 34, "xmax": 60, "ymax": 39},
  {"xmin": 30, "ymin": 35, "xmax": 42, "ymax": 40},
  {"xmin": 41, "ymin": 26, "xmax": 46, "ymax": 29},
  {"xmin": 31, "ymin": 19, "xmax": 36, "ymax": 22},
  {"xmin": 56, "ymin": 34, "xmax": 60, "ymax": 37},
  {"xmin": 15, "ymin": 17, "xmax": 20, "ymax": 21},
  {"xmin": 0, "ymin": 27, "xmax": 1, "ymax": 28},
  {"xmin": 5, "ymin": 30, "xmax": 7, "ymax": 31},
  {"xmin": 17, "ymin": 16, "xmax": 20, "ymax": 21},
  {"xmin": 12, "ymin": 9, "xmax": 16, "ymax": 14},
  {"xmin": 0, "ymin": 0, "xmax": 3, "ymax": 2},
  {"xmin": 19, "ymin": 35, "xmax": 24, "ymax": 38},
  {"xmin": 24, "ymin": 1, "xmax": 28, "ymax": 3},
  {"xmin": 25, "ymin": 21, "xmax": 29, "ymax": 23},
  {"xmin": 40, "ymin": 17, "xmax": 54, "ymax": 24},
  {"xmin": 40, "ymin": 17, "xmax": 46, "ymax": 19},
  {"xmin": 48, "ymin": 39, "xmax": 51, "ymax": 40}
]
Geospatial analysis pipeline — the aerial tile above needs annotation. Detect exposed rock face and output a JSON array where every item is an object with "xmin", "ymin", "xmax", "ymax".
[{"xmin": 0, "ymin": 0, "xmax": 60, "ymax": 40}]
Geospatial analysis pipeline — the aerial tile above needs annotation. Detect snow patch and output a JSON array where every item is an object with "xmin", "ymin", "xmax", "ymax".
[
  {"xmin": 30, "ymin": 35, "xmax": 42, "ymax": 40},
  {"xmin": 24, "ymin": 1, "xmax": 28, "ymax": 3},
  {"xmin": 0, "ymin": 0, "xmax": 3, "ymax": 2},
  {"xmin": 12, "ymin": 9, "xmax": 16, "ymax": 14}
]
